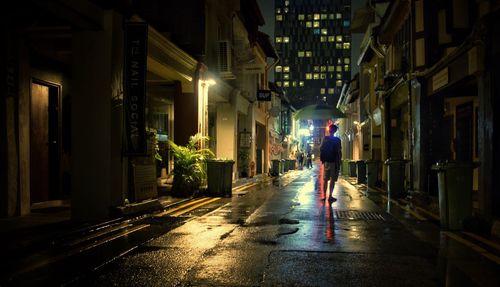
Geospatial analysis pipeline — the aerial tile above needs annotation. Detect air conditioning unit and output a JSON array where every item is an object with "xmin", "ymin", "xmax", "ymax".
[{"xmin": 217, "ymin": 40, "xmax": 233, "ymax": 75}]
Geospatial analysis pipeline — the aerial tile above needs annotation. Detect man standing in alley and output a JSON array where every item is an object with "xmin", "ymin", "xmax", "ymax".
[{"xmin": 320, "ymin": 124, "xmax": 342, "ymax": 202}]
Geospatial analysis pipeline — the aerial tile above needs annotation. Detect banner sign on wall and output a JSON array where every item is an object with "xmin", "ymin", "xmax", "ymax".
[{"xmin": 124, "ymin": 22, "xmax": 148, "ymax": 155}]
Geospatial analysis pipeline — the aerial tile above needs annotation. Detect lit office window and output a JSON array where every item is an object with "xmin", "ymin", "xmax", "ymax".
[
  {"xmin": 305, "ymin": 51, "xmax": 312, "ymax": 57},
  {"xmin": 336, "ymin": 66, "xmax": 342, "ymax": 72},
  {"xmin": 283, "ymin": 37, "xmax": 290, "ymax": 43},
  {"xmin": 306, "ymin": 21, "xmax": 312, "ymax": 28},
  {"xmin": 285, "ymin": 0, "xmax": 289, "ymax": 6},
  {"xmin": 337, "ymin": 73, "xmax": 342, "ymax": 79},
  {"xmin": 275, "ymin": 66, "xmax": 282, "ymax": 72},
  {"xmin": 314, "ymin": 14, "xmax": 320, "ymax": 20},
  {"xmin": 277, "ymin": 81, "xmax": 282, "ymax": 87},
  {"xmin": 283, "ymin": 74, "xmax": 290, "ymax": 80},
  {"xmin": 305, "ymin": 73, "xmax": 312, "ymax": 79},
  {"xmin": 328, "ymin": 36, "xmax": 335, "ymax": 42},
  {"xmin": 313, "ymin": 66, "xmax": 319, "ymax": 72},
  {"xmin": 276, "ymin": 15, "xmax": 283, "ymax": 21},
  {"xmin": 336, "ymin": 35, "xmax": 343, "ymax": 42},
  {"xmin": 313, "ymin": 28, "xmax": 320, "ymax": 35},
  {"xmin": 277, "ymin": 8, "xmax": 281, "ymax": 14},
  {"xmin": 283, "ymin": 81, "xmax": 289, "ymax": 87},
  {"xmin": 298, "ymin": 51, "xmax": 305, "ymax": 57},
  {"xmin": 292, "ymin": 81, "xmax": 297, "ymax": 87},
  {"xmin": 298, "ymin": 14, "xmax": 305, "ymax": 20},
  {"xmin": 307, "ymin": 14, "xmax": 313, "ymax": 20},
  {"xmin": 329, "ymin": 14, "xmax": 335, "ymax": 20},
  {"xmin": 313, "ymin": 73, "xmax": 319, "ymax": 80},
  {"xmin": 343, "ymin": 43, "xmax": 351, "ymax": 49},
  {"xmin": 344, "ymin": 65, "xmax": 350, "ymax": 71},
  {"xmin": 336, "ymin": 80, "xmax": 342, "ymax": 87},
  {"xmin": 321, "ymin": 29, "xmax": 328, "ymax": 35},
  {"xmin": 320, "ymin": 66, "xmax": 326, "ymax": 72},
  {"xmin": 313, "ymin": 21, "xmax": 320, "ymax": 28},
  {"xmin": 336, "ymin": 13, "xmax": 342, "ymax": 19},
  {"xmin": 320, "ymin": 88, "xmax": 325, "ymax": 94},
  {"xmin": 344, "ymin": 58, "xmax": 350, "ymax": 64},
  {"xmin": 276, "ymin": 37, "xmax": 282, "ymax": 43},
  {"xmin": 283, "ymin": 66, "xmax": 290, "ymax": 72},
  {"xmin": 336, "ymin": 43, "xmax": 342, "ymax": 49},
  {"xmin": 284, "ymin": 7, "xmax": 288, "ymax": 13},
  {"xmin": 320, "ymin": 36, "xmax": 326, "ymax": 42},
  {"xmin": 321, "ymin": 14, "xmax": 328, "ymax": 20},
  {"xmin": 343, "ymin": 20, "xmax": 350, "ymax": 27},
  {"xmin": 328, "ymin": 88, "xmax": 335, "ymax": 94},
  {"xmin": 320, "ymin": 73, "xmax": 326, "ymax": 79},
  {"xmin": 299, "ymin": 81, "xmax": 305, "ymax": 87},
  {"xmin": 328, "ymin": 65, "xmax": 335, "ymax": 72},
  {"xmin": 337, "ymin": 58, "xmax": 342, "ymax": 64}
]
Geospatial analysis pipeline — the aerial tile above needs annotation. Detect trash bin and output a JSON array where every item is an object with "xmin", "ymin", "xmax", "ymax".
[
  {"xmin": 348, "ymin": 160, "xmax": 357, "ymax": 177},
  {"xmin": 206, "ymin": 160, "xmax": 235, "ymax": 197},
  {"xmin": 365, "ymin": 160, "xmax": 379, "ymax": 188},
  {"xmin": 271, "ymin": 159, "xmax": 281, "ymax": 176},
  {"xmin": 289, "ymin": 159, "xmax": 295, "ymax": 170},
  {"xmin": 356, "ymin": 160, "xmax": 367, "ymax": 184},
  {"xmin": 280, "ymin": 159, "xmax": 286, "ymax": 173},
  {"xmin": 342, "ymin": 159, "xmax": 349, "ymax": 176},
  {"xmin": 431, "ymin": 161, "xmax": 475, "ymax": 230},
  {"xmin": 384, "ymin": 158, "xmax": 406, "ymax": 199}
]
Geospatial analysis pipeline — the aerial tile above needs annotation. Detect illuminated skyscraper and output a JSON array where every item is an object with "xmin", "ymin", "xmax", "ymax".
[{"xmin": 274, "ymin": 0, "xmax": 351, "ymax": 109}]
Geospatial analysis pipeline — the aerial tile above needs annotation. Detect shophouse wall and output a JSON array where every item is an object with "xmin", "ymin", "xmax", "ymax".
[{"xmin": 71, "ymin": 11, "xmax": 124, "ymax": 221}]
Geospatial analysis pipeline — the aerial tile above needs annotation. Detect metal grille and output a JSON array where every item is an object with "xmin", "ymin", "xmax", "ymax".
[{"xmin": 334, "ymin": 210, "xmax": 385, "ymax": 221}]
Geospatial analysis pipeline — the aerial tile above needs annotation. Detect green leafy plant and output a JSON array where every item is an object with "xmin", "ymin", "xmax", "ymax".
[
  {"xmin": 168, "ymin": 134, "xmax": 214, "ymax": 197},
  {"xmin": 146, "ymin": 127, "xmax": 162, "ymax": 162}
]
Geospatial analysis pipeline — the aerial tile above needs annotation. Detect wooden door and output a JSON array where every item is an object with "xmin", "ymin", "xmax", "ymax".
[{"xmin": 30, "ymin": 83, "xmax": 50, "ymax": 203}]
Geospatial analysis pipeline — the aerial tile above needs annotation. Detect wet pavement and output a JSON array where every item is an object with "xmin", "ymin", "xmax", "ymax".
[{"xmin": 5, "ymin": 163, "xmax": 500, "ymax": 286}]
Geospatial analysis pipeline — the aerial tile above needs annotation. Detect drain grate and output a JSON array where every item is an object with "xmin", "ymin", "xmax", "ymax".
[{"xmin": 334, "ymin": 210, "xmax": 385, "ymax": 221}]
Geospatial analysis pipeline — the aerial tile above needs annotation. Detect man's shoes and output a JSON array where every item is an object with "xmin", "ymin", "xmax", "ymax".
[
  {"xmin": 328, "ymin": 197, "xmax": 337, "ymax": 202},
  {"xmin": 320, "ymin": 197, "xmax": 326, "ymax": 201}
]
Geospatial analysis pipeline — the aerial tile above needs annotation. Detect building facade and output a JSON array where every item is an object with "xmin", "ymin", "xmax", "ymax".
[{"xmin": 274, "ymin": 0, "xmax": 352, "ymax": 109}]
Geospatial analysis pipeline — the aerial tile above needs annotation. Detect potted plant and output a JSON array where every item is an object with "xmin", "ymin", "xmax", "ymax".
[{"xmin": 167, "ymin": 134, "xmax": 214, "ymax": 197}]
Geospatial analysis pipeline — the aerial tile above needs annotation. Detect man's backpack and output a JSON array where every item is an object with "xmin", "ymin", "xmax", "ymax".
[{"xmin": 320, "ymin": 136, "xmax": 340, "ymax": 163}]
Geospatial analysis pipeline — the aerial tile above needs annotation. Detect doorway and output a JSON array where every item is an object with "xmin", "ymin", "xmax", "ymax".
[
  {"xmin": 455, "ymin": 102, "xmax": 473, "ymax": 162},
  {"xmin": 30, "ymin": 80, "xmax": 61, "ymax": 204}
]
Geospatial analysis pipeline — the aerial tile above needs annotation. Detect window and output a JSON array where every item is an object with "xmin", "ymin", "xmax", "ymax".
[
  {"xmin": 336, "ymin": 43, "xmax": 342, "ymax": 49},
  {"xmin": 328, "ymin": 65, "xmax": 335, "ymax": 72},
  {"xmin": 283, "ymin": 74, "xmax": 289, "ymax": 80},
  {"xmin": 283, "ymin": 66, "xmax": 290, "ymax": 72},
  {"xmin": 283, "ymin": 81, "xmax": 289, "ymax": 87},
  {"xmin": 320, "ymin": 66, "xmax": 326, "ymax": 72},
  {"xmin": 313, "ymin": 28, "xmax": 320, "ymax": 35},
  {"xmin": 275, "ymin": 66, "xmax": 282, "ymax": 73},
  {"xmin": 299, "ymin": 81, "xmax": 304, "ymax": 87},
  {"xmin": 276, "ymin": 15, "xmax": 283, "ymax": 21},
  {"xmin": 321, "ymin": 14, "xmax": 328, "ymax": 20},
  {"xmin": 321, "ymin": 29, "xmax": 328, "ymax": 35},
  {"xmin": 285, "ymin": 0, "xmax": 289, "ymax": 6},
  {"xmin": 323, "ymin": 96, "xmax": 327, "ymax": 102},
  {"xmin": 313, "ymin": 21, "xmax": 320, "ymax": 28},
  {"xmin": 328, "ymin": 36, "xmax": 335, "ymax": 42},
  {"xmin": 307, "ymin": 14, "xmax": 313, "ymax": 20},
  {"xmin": 306, "ymin": 21, "xmax": 312, "ymax": 27},
  {"xmin": 336, "ymin": 35, "xmax": 343, "ymax": 42},
  {"xmin": 313, "ymin": 66, "xmax": 319, "ymax": 72},
  {"xmin": 276, "ymin": 37, "xmax": 282, "ymax": 43},
  {"xmin": 344, "ymin": 65, "xmax": 350, "ymax": 71},
  {"xmin": 283, "ymin": 37, "xmax": 290, "ymax": 43},
  {"xmin": 292, "ymin": 81, "xmax": 297, "ymax": 87},
  {"xmin": 313, "ymin": 73, "xmax": 319, "ymax": 79},
  {"xmin": 344, "ymin": 58, "xmax": 350, "ymax": 64},
  {"xmin": 336, "ymin": 73, "xmax": 342, "ymax": 79},
  {"xmin": 329, "ymin": 14, "xmax": 335, "ymax": 20},
  {"xmin": 298, "ymin": 14, "xmax": 305, "ymax": 20},
  {"xmin": 277, "ymin": 81, "xmax": 282, "ymax": 87},
  {"xmin": 337, "ymin": 58, "xmax": 342, "ymax": 64},
  {"xmin": 343, "ymin": 43, "xmax": 350, "ymax": 49},
  {"xmin": 298, "ymin": 51, "xmax": 305, "ymax": 57},
  {"xmin": 305, "ymin": 51, "xmax": 312, "ymax": 57},
  {"xmin": 320, "ymin": 88, "xmax": 325, "ymax": 94},
  {"xmin": 320, "ymin": 36, "xmax": 326, "ymax": 42},
  {"xmin": 336, "ymin": 13, "xmax": 342, "ymax": 19},
  {"xmin": 284, "ymin": 7, "xmax": 288, "ymax": 13},
  {"xmin": 320, "ymin": 73, "xmax": 326, "ymax": 79},
  {"xmin": 328, "ymin": 88, "xmax": 335, "ymax": 94},
  {"xmin": 336, "ymin": 66, "xmax": 342, "ymax": 72},
  {"xmin": 314, "ymin": 14, "xmax": 320, "ymax": 20},
  {"xmin": 305, "ymin": 73, "xmax": 312, "ymax": 79},
  {"xmin": 343, "ymin": 20, "xmax": 350, "ymax": 27},
  {"xmin": 276, "ymin": 8, "xmax": 281, "ymax": 14},
  {"xmin": 336, "ymin": 80, "xmax": 342, "ymax": 87}
]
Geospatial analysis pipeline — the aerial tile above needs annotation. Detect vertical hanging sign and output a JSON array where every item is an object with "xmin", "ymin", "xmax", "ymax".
[{"xmin": 124, "ymin": 22, "xmax": 148, "ymax": 155}]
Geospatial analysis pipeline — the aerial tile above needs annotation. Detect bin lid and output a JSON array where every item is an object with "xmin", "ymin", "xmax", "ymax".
[{"xmin": 384, "ymin": 158, "xmax": 408, "ymax": 164}]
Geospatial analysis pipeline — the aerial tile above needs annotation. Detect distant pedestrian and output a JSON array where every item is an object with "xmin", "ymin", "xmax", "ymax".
[
  {"xmin": 319, "ymin": 124, "xmax": 342, "ymax": 203},
  {"xmin": 306, "ymin": 151, "xmax": 312, "ymax": 168},
  {"xmin": 297, "ymin": 150, "xmax": 304, "ymax": 169}
]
